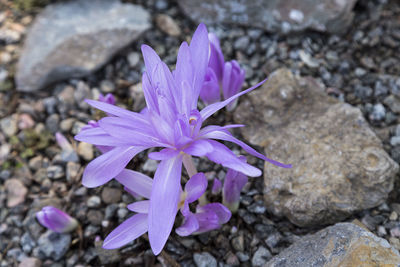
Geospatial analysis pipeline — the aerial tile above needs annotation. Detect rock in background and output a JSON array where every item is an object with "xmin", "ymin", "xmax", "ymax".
[
  {"xmin": 177, "ymin": 0, "xmax": 358, "ymax": 34},
  {"xmin": 266, "ymin": 222, "xmax": 400, "ymax": 266},
  {"xmin": 234, "ymin": 68, "xmax": 399, "ymax": 227},
  {"xmin": 15, "ymin": 0, "xmax": 150, "ymax": 92}
]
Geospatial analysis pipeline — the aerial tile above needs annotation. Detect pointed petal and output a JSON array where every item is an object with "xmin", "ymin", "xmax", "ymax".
[
  {"xmin": 115, "ymin": 169, "xmax": 153, "ymax": 199},
  {"xmin": 148, "ymin": 156, "xmax": 183, "ymax": 255},
  {"xmin": 98, "ymin": 117, "xmax": 164, "ymax": 147},
  {"xmin": 175, "ymin": 213, "xmax": 199, "ymax": 236},
  {"xmin": 142, "ymin": 72, "xmax": 159, "ymax": 113},
  {"xmin": 103, "ymin": 213, "xmax": 148, "ymax": 249},
  {"xmin": 141, "ymin": 44, "xmax": 162, "ymax": 76},
  {"xmin": 75, "ymin": 126, "xmax": 128, "ymax": 147},
  {"xmin": 183, "ymin": 139, "xmax": 213, "ymax": 157},
  {"xmin": 175, "ymin": 42, "xmax": 193, "ymax": 117},
  {"xmin": 189, "ymin": 23, "xmax": 209, "ymax": 108},
  {"xmin": 200, "ymin": 78, "xmax": 267, "ymax": 121},
  {"xmin": 83, "ymin": 146, "xmax": 145, "ymax": 188},
  {"xmin": 206, "ymin": 140, "xmax": 261, "ymax": 177},
  {"xmin": 199, "ymin": 124, "xmax": 244, "ymax": 136},
  {"xmin": 202, "ymin": 130, "xmax": 291, "ymax": 168},
  {"xmin": 185, "ymin": 173, "xmax": 208, "ymax": 203},
  {"xmin": 127, "ymin": 200, "xmax": 150, "ymax": 213},
  {"xmin": 85, "ymin": 100, "xmax": 148, "ymax": 123}
]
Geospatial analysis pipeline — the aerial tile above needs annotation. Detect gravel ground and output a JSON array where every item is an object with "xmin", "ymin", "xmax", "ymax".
[{"xmin": 1, "ymin": 0, "xmax": 400, "ymax": 266}]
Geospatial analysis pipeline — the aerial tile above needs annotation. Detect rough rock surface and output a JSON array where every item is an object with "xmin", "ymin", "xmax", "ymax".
[
  {"xmin": 177, "ymin": 0, "xmax": 357, "ymax": 34},
  {"xmin": 266, "ymin": 223, "xmax": 400, "ymax": 266},
  {"xmin": 234, "ymin": 68, "xmax": 399, "ymax": 227},
  {"xmin": 16, "ymin": 0, "xmax": 150, "ymax": 92}
]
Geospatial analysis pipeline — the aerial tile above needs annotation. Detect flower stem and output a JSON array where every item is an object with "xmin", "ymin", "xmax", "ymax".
[{"xmin": 182, "ymin": 154, "xmax": 197, "ymax": 178}]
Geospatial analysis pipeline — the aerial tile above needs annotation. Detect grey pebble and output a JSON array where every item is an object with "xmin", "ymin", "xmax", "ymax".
[
  {"xmin": 37, "ymin": 230, "xmax": 71, "ymax": 261},
  {"xmin": 193, "ymin": 252, "xmax": 217, "ymax": 267}
]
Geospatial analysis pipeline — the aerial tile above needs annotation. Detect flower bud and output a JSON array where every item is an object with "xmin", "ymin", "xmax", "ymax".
[{"xmin": 36, "ymin": 206, "xmax": 78, "ymax": 233}]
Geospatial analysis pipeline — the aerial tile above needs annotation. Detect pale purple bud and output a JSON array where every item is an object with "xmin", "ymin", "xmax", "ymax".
[
  {"xmin": 200, "ymin": 68, "xmax": 220, "ymax": 105},
  {"xmin": 55, "ymin": 132, "xmax": 73, "ymax": 151},
  {"xmin": 208, "ymin": 33, "xmax": 225, "ymax": 81},
  {"xmin": 211, "ymin": 178, "xmax": 222, "ymax": 194},
  {"xmin": 36, "ymin": 206, "xmax": 78, "ymax": 233},
  {"xmin": 222, "ymin": 60, "xmax": 245, "ymax": 111},
  {"xmin": 223, "ymin": 157, "xmax": 248, "ymax": 212}
]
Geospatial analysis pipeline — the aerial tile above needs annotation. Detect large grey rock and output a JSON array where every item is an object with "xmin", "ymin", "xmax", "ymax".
[
  {"xmin": 234, "ymin": 69, "xmax": 399, "ymax": 227},
  {"xmin": 266, "ymin": 223, "xmax": 400, "ymax": 267},
  {"xmin": 16, "ymin": 0, "xmax": 150, "ymax": 92},
  {"xmin": 177, "ymin": 0, "xmax": 357, "ymax": 34}
]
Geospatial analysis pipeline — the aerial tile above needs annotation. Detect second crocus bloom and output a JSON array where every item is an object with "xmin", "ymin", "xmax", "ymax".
[{"xmin": 200, "ymin": 33, "xmax": 245, "ymax": 111}]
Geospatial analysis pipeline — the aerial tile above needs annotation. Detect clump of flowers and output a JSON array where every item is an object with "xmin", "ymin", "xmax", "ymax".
[{"xmin": 74, "ymin": 24, "xmax": 291, "ymax": 255}]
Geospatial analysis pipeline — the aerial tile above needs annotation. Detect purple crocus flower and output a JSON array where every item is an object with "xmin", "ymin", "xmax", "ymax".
[
  {"xmin": 75, "ymin": 23, "xmax": 290, "ymax": 255},
  {"xmin": 200, "ymin": 33, "xmax": 245, "ymax": 111},
  {"xmin": 223, "ymin": 156, "xmax": 249, "ymax": 212},
  {"xmin": 36, "ymin": 206, "xmax": 78, "ymax": 233}
]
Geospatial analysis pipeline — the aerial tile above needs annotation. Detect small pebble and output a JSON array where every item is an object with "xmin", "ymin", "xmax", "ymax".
[
  {"xmin": 390, "ymin": 211, "xmax": 398, "ymax": 221},
  {"xmin": 87, "ymin": 196, "xmax": 101, "ymax": 208},
  {"xmin": 77, "ymin": 142, "xmax": 94, "ymax": 161},
  {"xmin": 251, "ymin": 246, "xmax": 271, "ymax": 267}
]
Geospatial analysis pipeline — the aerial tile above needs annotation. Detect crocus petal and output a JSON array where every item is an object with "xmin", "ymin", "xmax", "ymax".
[
  {"xmin": 75, "ymin": 126, "xmax": 128, "ymax": 147},
  {"xmin": 183, "ymin": 139, "xmax": 213, "ymax": 157},
  {"xmin": 115, "ymin": 169, "xmax": 153, "ymax": 199},
  {"xmin": 83, "ymin": 146, "xmax": 146, "ymax": 188},
  {"xmin": 176, "ymin": 213, "xmax": 199, "ymax": 236},
  {"xmin": 193, "ymin": 209, "xmax": 220, "ymax": 234},
  {"xmin": 127, "ymin": 201, "xmax": 150, "ymax": 213},
  {"xmin": 142, "ymin": 73, "xmax": 159, "ymax": 113},
  {"xmin": 148, "ymin": 156, "xmax": 183, "ymax": 255},
  {"xmin": 141, "ymin": 44, "xmax": 162, "ymax": 77},
  {"xmin": 206, "ymin": 140, "xmax": 261, "ymax": 177},
  {"xmin": 199, "ymin": 203, "xmax": 231, "ymax": 224},
  {"xmin": 148, "ymin": 148, "xmax": 180, "ymax": 161},
  {"xmin": 199, "ymin": 124, "xmax": 244, "ymax": 136},
  {"xmin": 189, "ymin": 23, "xmax": 209, "ymax": 109},
  {"xmin": 202, "ymin": 130, "xmax": 292, "ymax": 168},
  {"xmin": 200, "ymin": 68, "xmax": 220, "ymax": 105},
  {"xmin": 185, "ymin": 173, "xmax": 208, "ymax": 203},
  {"xmin": 85, "ymin": 99, "xmax": 148, "ymax": 124},
  {"xmin": 200, "ymin": 78, "xmax": 267, "ymax": 121},
  {"xmin": 99, "ymin": 117, "xmax": 163, "ymax": 147},
  {"xmin": 208, "ymin": 33, "xmax": 225, "ymax": 80},
  {"xmin": 223, "ymin": 168, "xmax": 248, "ymax": 211},
  {"xmin": 212, "ymin": 178, "xmax": 222, "ymax": 194},
  {"xmin": 103, "ymin": 213, "xmax": 148, "ymax": 249},
  {"xmin": 55, "ymin": 132, "xmax": 73, "ymax": 151},
  {"xmin": 175, "ymin": 42, "xmax": 193, "ymax": 117}
]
